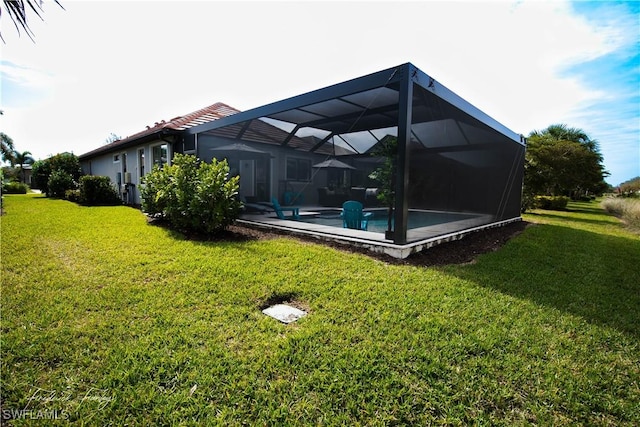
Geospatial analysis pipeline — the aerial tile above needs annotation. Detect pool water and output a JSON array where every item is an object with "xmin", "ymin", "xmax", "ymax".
[{"xmin": 299, "ymin": 209, "xmax": 478, "ymax": 233}]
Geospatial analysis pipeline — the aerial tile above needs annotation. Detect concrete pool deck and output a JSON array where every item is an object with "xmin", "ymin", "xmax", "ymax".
[{"xmin": 238, "ymin": 207, "xmax": 522, "ymax": 259}]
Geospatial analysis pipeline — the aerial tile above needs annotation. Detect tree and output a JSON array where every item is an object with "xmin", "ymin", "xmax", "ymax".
[
  {"xmin": 30, "ymin": 159, "xmax": 50, "ymax": 190},
  {"xmin": 13, "ymin": 150, "xmax": 34, "ymax": 183},
  {"xmin": 47, "ymin": 168, "xmax": 74, "ymax": 198},
  {"xmin": 104, "ymin": 133, "xmax": 122, "ymax": 145},
  {"xmin": 1, "ymin": 0, "xmax": 64, "ymax": 42},
  {"xmin": 524, "ymin": 124, "xmax": 609, "ymax": 202},
  {"xmin": 1, "ymin": 132, "xmax": 15, "ymax": 165},
  {"xmin": 529, "ymin": 123, "xmax": 601, "ymax": 154},
  {"xmin": 1, "ymin": 165, "xmax": 19, "ymax": 181},
  {"xmin": 31, "ymin": 152, "xmax": 81, "ymax": 195},
  {"xmin": 618, "ymin": 177, "xmax": 640, "ymax": 197}
]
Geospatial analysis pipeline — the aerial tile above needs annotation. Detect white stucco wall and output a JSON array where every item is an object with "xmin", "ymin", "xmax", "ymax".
[{"xmin": 80, "ymin": 139, "xmax": 172, "ymax": 205}]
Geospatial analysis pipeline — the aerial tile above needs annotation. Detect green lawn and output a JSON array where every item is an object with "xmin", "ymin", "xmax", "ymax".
[{"xmin": 1, "ymin": 194, "xmax": 638, "ymax": 426}]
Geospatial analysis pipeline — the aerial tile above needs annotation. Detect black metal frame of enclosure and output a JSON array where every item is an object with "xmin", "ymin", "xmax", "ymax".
[{"xmin": 186, "ymin": 62, "xmax": 526, "ymax": 245}]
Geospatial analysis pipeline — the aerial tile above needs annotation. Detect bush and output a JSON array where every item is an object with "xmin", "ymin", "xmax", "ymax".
[
  {"xmin": 32, "ymin": 153, "xmax": 82, "ymax": 195},
  {"xmin": 79, "ymin": 175, "xmax": 121, "ymax": 206},
  {"xmin": 2, "ymin": 182, "xmax": 28, "ymax": 194},
  {"xmin": 141, "ymin": 154, "xmax": 241, "ymax": 234},
  {"xmin": 534, "ymin": 195, "xmax": 569, "ymax": 210},
  {"xmin": 31, "ymin": 159, "xmax": 51, "ymax": 191},
  {"xmin": 602, "ymin": 197, "xmax": 640, "ymax": 231},
  {"xmin": 521, "ymin": 193, "xmax": 536, "ymax": 213},
  {"xmin": 47, "ymin": 170, "xmax": 76, "ymax": 199},
  {"xmin": 65, "ymin": 189, "xmax": 81, "ymax": 203}
]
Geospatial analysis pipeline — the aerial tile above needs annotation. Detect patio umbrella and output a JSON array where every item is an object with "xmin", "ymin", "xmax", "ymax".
[
  {"xmin": 210, "ymin": 143, "xmax": 273, "ymax": 159},
  {"xmin": 312, "ymin": 158, "xmax": 356, "ymax": 170},
  {"xmin": 313, "ymin": 158, "xmax": 357, "ymax": 192}
]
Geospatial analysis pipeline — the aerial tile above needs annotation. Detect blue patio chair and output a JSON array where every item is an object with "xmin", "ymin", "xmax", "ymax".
[
  {"xmin": 271, "ymin": 197, "xmax": 300, "ymax": 220},
  {"xmin": 341, "ymin": 200, "xmax": 373, "ymax": 230}
]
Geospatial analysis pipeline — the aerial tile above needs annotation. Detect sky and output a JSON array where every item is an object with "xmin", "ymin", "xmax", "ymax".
[{"xmin": 1, "ymin": 0, "xmax": 638, "ymax": 186}]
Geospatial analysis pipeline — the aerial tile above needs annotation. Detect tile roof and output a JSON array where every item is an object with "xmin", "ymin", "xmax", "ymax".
[
  {"xmin": 79, "ymin": 102, "xmax": 239, "ymax": 159},
  {"xmin": 79, "ymin": 101, "xmax": 357, "ymax": 159},
  {"xmin": 165, "ymin": 102, "xmax": 240, "ymax": 130}
]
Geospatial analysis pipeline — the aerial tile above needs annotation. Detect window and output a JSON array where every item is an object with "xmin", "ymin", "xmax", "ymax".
[
  {"xmin": 113, "ymin": 154, "xmax": 120, "ymax": 163},
  {"xmin": 138, "ymin": 148, "xmax": 145, "ymax": 178},
  {"xmin": 286, "ymin": 158, "xmax": 311, "ymax": 181},
  {"xmin": 183, "ymin": 136, "xmax": 196, "ymax": 153},
  {"xmin": 152, "ymin": 144, "xmax": 168, "ymax": 168}
]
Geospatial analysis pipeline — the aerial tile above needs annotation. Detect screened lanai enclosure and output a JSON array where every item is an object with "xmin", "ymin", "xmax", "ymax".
[{"xmin": 179, "ymin": 63, "xmax": 525, "ymax": 254}]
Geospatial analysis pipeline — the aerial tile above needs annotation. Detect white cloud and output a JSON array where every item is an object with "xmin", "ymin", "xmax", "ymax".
[
  {"xmin": 1, "ymin": 0, "xmax": 637, "ymax": 182},
  {"xmin": 0, "ymin": 61, "xmax": 52, "ymax": 89}
]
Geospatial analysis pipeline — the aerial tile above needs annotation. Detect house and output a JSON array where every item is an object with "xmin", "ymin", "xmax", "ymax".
[
  {"xmin": 21, "ymin": 165, "xmax": 32, "ymax": 186},
  {"xmin": 80, "ymin": 62, "xmax": 526, "ymax": 250},
  {"xmin": 78, "ymin": 103, "xmax": 241, "ymax": 205},
  {"xmin": 78, "ymin": 103, "xmax": 349, "ymax": 207}
]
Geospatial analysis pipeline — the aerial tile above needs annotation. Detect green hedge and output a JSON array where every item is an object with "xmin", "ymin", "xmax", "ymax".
[
  {"xmin": 2, "ymin": 182, "xmax": 29, "ymax": 194},
  {"xmin": 79, "ymin": 175, "xmax": 121, "ymax": 206}
]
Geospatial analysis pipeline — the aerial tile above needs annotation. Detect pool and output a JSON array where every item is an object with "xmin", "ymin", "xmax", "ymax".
[{"xmin": 297, "ymin": 209, "xmax": 479, "ymax": 233}]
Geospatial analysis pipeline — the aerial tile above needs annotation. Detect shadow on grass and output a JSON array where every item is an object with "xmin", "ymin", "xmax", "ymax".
[
  {"xmin": 527, "ymin": 211, "xmax": 617, "ymax": 228},
  {"xmin": 527, "ymin": 200, "xmax": 619, "ymax": 227},
  {"xmin": 565, "ymin": 201, "xmax": 606, "ymax": 213},
  {"xmin": 446, "ymin": 223, "xmax": 640, "ymax": 338},
  {"xmin": 146, "ymin": 217, "xmax": 267, "ymax": 244}
]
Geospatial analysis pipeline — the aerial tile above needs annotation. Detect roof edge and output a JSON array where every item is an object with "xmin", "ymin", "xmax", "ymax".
[{"xmin": 78, "ymin": 129, "xmax": 178, "ymax": 160}]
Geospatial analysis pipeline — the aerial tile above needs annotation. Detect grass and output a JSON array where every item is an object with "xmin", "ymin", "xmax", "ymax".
[
  {"xmin": 1, "ymin": 195, "xmax": 639, "ymax": 426},
  {"xmin": 601, "ymin": 197, "xmax": 640, "ymax": 231}
]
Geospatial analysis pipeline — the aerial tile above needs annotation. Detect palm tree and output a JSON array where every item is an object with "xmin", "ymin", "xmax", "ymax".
[
  {"xmin": 525, "ymin": 124, "xmax": 608, "ymax": 200},
  {"xmin": 1, "ymin": 132, "xmax": 15, "ymax": 165},
  {"xmin": 529, "ymin": 123, "xmax": 601, "ymax": 154},
  {"xmin": 14, "ymin": 150, "xmax": 35, "ymax": 183},
  {"xmin": 1, "ymin": 0, "xmax": 64, "ymax": 42}
]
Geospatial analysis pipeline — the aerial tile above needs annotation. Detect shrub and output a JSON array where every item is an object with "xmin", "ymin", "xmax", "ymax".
[
  {"xmin": 31, "ymin": 160, "xmax": 51, "ymax": 191},
  {"xmin": 140, "ymin": 165, "xmax": 172, "ymax": 217},
  {"xmin": 65, "ymin": 189, "xmax": 81, "ymax": 203},
  {"xmin": 32, "ymin": 153, "xmax": 82, "ymax": 195},
  {"xmin": 47, "ymin": 170, "xmax": 76, "ymax": 199},
  {"xmin": 601, "ymin": 197, "xmax": 625, "ymax": 216},
  {"xmin": 2, "ymin": 182, "xmax": 28, "ymax": 194},
  {"xmin": 602, "ymin": 197, "xmax": 640, "ymax": 231},
  {"xmin": 521, "ymin": 193, "xmax": 536, "ymax": 213},
  {"xmin": 141, "ymin": 154, "xmax": 241, "ymax": 234},
  {"xmin": 534, "ymin": 195, "xmax": 569, "ymax": 210},
  {"xmin": 79, "ymin": 175, "xmax": 121, "ymax": 206}
]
